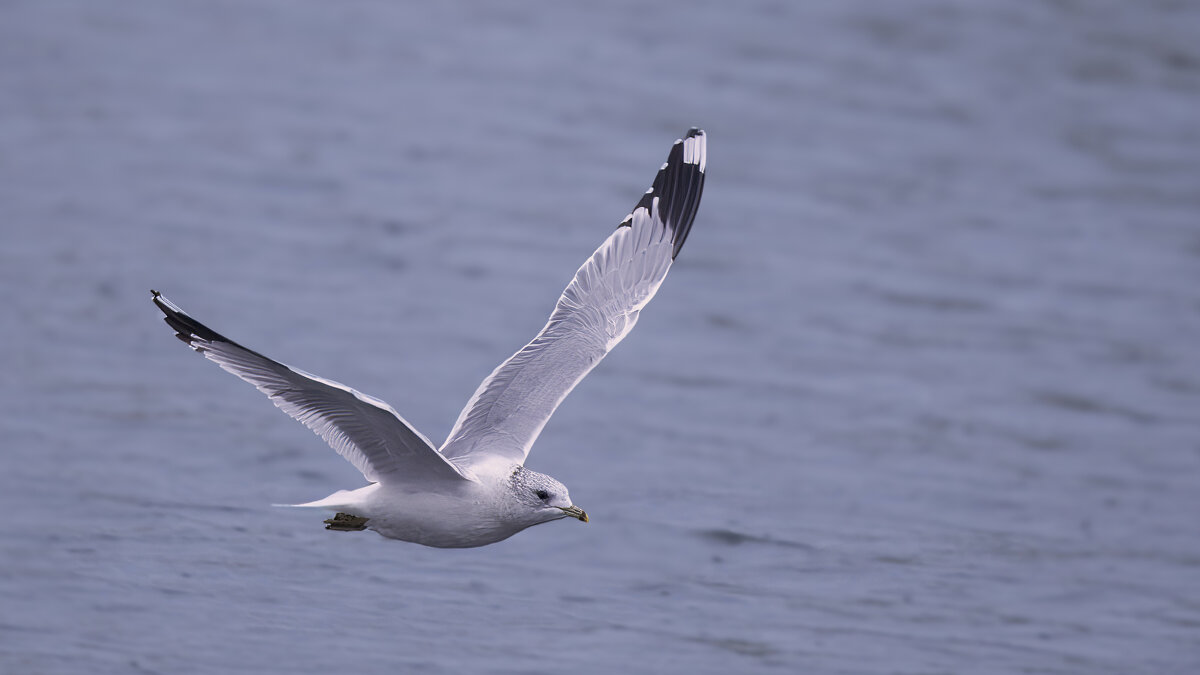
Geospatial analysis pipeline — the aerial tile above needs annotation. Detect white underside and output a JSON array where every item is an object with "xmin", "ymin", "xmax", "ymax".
[{"xmin": 281, "ymin": 479, "xmax": 568, "ymax": 548}]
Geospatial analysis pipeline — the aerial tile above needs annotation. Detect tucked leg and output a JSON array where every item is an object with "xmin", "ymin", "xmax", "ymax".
[{"xmin": 324, "ymin": 512, "xmax": 369, "ymax": 531}]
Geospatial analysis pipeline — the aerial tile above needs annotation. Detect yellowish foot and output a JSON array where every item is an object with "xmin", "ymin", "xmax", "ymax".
[{"xmin": 324, "ymin": 512, "xmax": 369, "ymax": 531}]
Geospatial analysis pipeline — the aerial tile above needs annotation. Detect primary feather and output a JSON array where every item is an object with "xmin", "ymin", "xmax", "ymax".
[{"xmin": 439, "ymin": 129, "xmax": 706, "ymax": 473}]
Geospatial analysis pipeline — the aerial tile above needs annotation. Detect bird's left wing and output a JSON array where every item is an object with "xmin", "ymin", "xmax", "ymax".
[
  {"xmin": 439, "ymin": 129, "xmax": 706, "ymax": 474},
  {"xmin": 152, "ymin": 291, "xmax": 471, "ymax": 484}
]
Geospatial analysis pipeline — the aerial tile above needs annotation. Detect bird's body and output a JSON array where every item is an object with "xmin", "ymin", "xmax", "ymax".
[
  {"xmin": 153, "ymin": 129, "xmax": 706, "ymax": 548},
  {"xmin": 289, "ymin": 467, "xmax": 570, "ymax": 548}
]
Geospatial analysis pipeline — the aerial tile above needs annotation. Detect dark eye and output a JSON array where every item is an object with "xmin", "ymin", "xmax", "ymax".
[{"xmin": 535, "ymin": 489, "xmax": 550, "ymax": 501}]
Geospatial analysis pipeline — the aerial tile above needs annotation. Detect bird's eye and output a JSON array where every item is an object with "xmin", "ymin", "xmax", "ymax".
[{"xmin": 535, "ymin": 489, "xmax": 550, "ymax": 501}]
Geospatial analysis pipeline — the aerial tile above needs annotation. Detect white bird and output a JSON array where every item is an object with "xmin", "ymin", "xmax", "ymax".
[{"xmin": 152, "ymin": 128, "xmax": 706, "ymax": 548}]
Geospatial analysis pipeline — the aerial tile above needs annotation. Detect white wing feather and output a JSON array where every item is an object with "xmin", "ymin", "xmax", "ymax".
[
  {"xmin": 152, "ymin": 292, "xmax": 470, "ymax": 484},
  {"xmin": 440, "ymin": 129, "xmax": 706, "ymax": 473}
]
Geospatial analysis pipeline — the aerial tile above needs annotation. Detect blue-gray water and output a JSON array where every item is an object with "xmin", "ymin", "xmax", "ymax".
[{"xmin": 3, "ymin": 1, "xmax": 1198, "ymax": 673}]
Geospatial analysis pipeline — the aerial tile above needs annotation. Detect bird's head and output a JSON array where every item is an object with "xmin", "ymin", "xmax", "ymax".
[{"xmin": 509, "ymin": 467, "xmax": 588, "ymax": 524}]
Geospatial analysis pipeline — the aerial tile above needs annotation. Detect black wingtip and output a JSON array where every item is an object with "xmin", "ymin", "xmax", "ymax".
[
  {"xmin": 151, "ymin": 291, "xmax": 238, "ymax": 351},
  {"xmin": 620, "ymin": 129, "xmax": 707, "ymax": 254},
  {"xmin": 648, "ymin": 128, "xmax": 706, "ymax": 259}
]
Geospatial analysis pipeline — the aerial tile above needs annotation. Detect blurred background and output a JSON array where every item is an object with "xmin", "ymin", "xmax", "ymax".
[{"xmin": 2, "ymin": 1, "xmax": 1198, "ymax": 673}]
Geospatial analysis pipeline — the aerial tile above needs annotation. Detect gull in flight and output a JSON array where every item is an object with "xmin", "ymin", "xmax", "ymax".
[{"xmin": 152, "ymin": 129, "xmax": 706, "ymax": 548}]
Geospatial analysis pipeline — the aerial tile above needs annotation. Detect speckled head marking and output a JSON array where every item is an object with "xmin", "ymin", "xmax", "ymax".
[{"xmin": 508, "ymin": 467, "xmax": 588, "ymax": 522}]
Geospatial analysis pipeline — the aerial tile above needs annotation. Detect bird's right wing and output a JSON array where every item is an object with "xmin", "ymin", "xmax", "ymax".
[
  {"xmin": 439, "ymin": 129, "xmax": 706, "ymax": 474},
  {"xmin": 152, "ymin": 291, "xmax": 471, "ymax": 484}
]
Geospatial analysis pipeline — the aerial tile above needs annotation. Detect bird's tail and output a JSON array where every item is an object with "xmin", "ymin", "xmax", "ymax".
[{"xmin": 272, "ymin": 489, "xmax": 358, "ymax": 511}]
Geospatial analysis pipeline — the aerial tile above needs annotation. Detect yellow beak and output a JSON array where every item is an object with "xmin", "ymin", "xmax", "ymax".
[{"xmin": 559, "ymin": 505, "xmax": 588, "ymax": 522}]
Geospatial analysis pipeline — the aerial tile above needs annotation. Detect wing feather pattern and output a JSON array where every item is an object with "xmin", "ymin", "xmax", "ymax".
[
  {"xmin": 440, "ymin": 129, "xmax": 706, "ymax": 473},
  {"xmin": 151, "ymin": 291, "xmax": 469, "ymax": 484}
]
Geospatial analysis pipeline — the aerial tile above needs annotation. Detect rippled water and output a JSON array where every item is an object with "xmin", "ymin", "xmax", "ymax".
[{"xmin": 3, "ymin": 1, "xmax": 1198, "ymax": 673}]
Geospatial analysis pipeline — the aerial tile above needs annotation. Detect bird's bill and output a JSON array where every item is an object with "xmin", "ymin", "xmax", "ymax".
[{"xmin": 559, "ymin": 505, "xmax": 588, "ymax": 522}]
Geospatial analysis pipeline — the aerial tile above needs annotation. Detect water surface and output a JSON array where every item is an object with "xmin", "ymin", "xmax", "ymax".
[{"xmin": 2, "ymin": 1, "xmax": 1198, "ymax": 673}]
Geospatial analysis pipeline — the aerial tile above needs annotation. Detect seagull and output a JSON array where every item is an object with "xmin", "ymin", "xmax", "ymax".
[{"xmin": 152, "ymin": 128, "xmax": 706, "ymax": 548}]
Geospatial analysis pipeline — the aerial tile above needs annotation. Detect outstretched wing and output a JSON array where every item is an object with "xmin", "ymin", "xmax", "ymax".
[
  {"xmin": 152, "ymin": 291, "xmax": 471, "ymax": 484},
  {"xmin": 440, "ymin": 128, "xmax": 706, "ymax": 473}
]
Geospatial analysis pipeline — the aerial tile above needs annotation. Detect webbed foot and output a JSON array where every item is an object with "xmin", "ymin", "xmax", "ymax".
[{"xmin": 324, "ymin": 512, "xmax": 369, "ymax": 531}]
